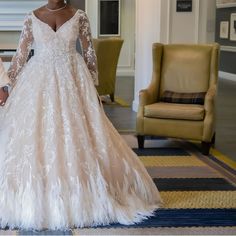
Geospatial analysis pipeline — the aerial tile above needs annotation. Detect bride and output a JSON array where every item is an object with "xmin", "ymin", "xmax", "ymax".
[{"xmin": 0, "ymin": 0, "xmax": 162, "ymax": 230}]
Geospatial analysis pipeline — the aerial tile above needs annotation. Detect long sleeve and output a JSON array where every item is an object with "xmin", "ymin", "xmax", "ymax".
[
  {"xmin": 79, "ymin": 12, "xmax": 98, "ymax": 86},
  {"xmin": 7, "ymin": 14, "xmax": 34, "ymax": 88}
]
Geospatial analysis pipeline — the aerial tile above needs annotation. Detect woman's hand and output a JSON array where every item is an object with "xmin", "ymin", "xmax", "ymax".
[{"xmin": 0, "ymin": 87, "xmax": 9, "ymax": 106}]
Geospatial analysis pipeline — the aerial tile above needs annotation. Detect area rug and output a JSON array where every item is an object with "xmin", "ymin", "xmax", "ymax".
[
  {"xmin": 74, "ymin": 135, "xmax": 236, "ymax": 235},
  {"xmin": 2, "ymin": 136, "xmax": 236, "ymax": 235}
]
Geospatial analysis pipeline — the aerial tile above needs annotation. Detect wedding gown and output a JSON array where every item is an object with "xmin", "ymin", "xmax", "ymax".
[{"xmin": 0, "ymin": 9, "xmax": 162, "ymax": 230}]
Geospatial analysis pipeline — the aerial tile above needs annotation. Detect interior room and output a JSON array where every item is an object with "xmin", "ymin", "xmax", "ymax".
[{"xmin": 0, "ymin": 0, "xmax": 235, "ymax": 235}]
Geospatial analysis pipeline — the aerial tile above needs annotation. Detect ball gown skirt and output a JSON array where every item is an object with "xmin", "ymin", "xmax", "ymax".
[{"xmin": 0, "ymin": 10, "xmax": 162, "ymax": 230}]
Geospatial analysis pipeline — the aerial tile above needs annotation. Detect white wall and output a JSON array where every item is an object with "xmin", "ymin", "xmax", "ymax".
[
  {"xmin": 133, "ymin": 0, "xmax": 162, "ymax": 111},
  {"xmin": 117, "ymin": 0, "xmax": 135, "ymax": 76},
  {"xmin": 169, "ymin": 0, "xmax": 200, "ymax": 43},
  {"xmin": 85, "ymin": 0, "xmax": 99, "ymax": 37},
  {"xmin": 86, "ymin": 0, "xmax": 136, "ymax": 77},
  {"xmin": 160, "ymin": 0, "xmax": 216, "ymax": 45},
  {"xmin": 198, "ymin": 0, "xmax": 216, "ymax": 43}
]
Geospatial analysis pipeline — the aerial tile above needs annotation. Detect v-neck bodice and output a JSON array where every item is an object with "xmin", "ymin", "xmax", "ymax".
[
  {"xmin": 31, "ymin": 10, "xmax": 80, "ymax": 34},
  {"xmin": 7, "ymin": 9, "xmax": 99, "ymax": 86}
]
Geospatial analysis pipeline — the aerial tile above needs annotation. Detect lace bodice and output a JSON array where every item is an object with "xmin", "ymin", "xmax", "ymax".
[{"xmin": 7, "ymin": 9, "xmax": 98, "ymax": 88}]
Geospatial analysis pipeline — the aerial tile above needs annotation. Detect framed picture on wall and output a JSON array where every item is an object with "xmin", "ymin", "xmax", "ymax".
[
  {"xmin": 176, "ymin": 0, "xmax": 192, "ymax": 12},
  {"xmin": 217, "ymin": 0, "xmax": 236, "ymax": 8},
  {"xmin": 98, "ymin": 0, "xmax": 121, "ymax": 37},
  {"xmin": 220, "ymin": 21, "xmax": 229, "ymax": 39},
  {"xmin": 230, "ymin": 13, "xmax": 236, "ymax": 41}
]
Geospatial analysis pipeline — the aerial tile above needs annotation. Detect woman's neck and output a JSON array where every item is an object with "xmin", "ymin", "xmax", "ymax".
[{"xmin": 47, "ymin": 1, "xmax": 66, "ymax": 10}]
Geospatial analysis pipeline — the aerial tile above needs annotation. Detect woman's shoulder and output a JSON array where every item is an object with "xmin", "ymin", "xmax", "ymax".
[
  {"xmin": 65, "ymin": 6, "xmax": 87, "ymax": 21},
  {"xmin": 31, "ymin": 5, "xmax": 46, "ymax": 18},
  {"xmin": 76, "ymin": 9, "xmax": 89, "ymax": 20}
]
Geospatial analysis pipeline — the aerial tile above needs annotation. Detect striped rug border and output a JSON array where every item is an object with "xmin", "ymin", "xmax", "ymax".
[
  {"xmin": 86, "ymin": 209, "xmax": 236, "ymax": 228},
  {"xmin": 120, "ymin": 131, "xmax": 236, "ymax": 174},
  {"xmin": 209, "ymin": 149, "xmax": 236, "ymax": 175},
  {"xmin": 154, "ymin": 178, "xmax": 236, "ymax": 191}
]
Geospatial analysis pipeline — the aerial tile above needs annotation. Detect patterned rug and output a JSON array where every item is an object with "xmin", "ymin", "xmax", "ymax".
[{"xmin": 1, "ymin": 135, "xmax": 236, "ymax": 235}]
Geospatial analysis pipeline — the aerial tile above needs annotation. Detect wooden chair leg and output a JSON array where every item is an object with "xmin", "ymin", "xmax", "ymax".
[
  {"xmin": 137, "ymin": 135, "xmax": 145, "ymax": 149},
  {"xmin": 211, "ymin": 132, "xmax": 216, "ymax": 146},
  {"xmin": 201, "ymin": 141, "xmax": 211, "ymax": 155},
  {"xmin": 110, "ymin": 93, "xmax": 115, "ymax": 102}
]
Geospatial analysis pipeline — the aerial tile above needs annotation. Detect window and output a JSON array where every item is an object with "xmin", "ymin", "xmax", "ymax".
[{"xmin": 99, "ymin": 0, "xmax": 120, "ymax": 37}]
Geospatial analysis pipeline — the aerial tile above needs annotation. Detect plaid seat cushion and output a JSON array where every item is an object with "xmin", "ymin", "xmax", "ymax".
[{"xmin": 161, "ymin": 90, "xmax": 206, "ymax": 105}]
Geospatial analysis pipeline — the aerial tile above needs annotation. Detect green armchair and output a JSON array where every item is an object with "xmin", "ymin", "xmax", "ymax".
[
  {"xmin": 93, "ymin": 38, "xmax": 124, "ymax": 102},
  {"xmin": 136, "ymin": 43, "xmax": 220, "ymax": 155}
]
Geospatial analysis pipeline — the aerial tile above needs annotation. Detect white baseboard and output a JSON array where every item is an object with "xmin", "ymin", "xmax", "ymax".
[
  {"xmin": 132, "ymin": 100, "xmax": 139, "ymax": 112},
  {"xmin": 117, "ymin": 69, "xmax": 135, "ymax": 77},
  {"xmin": 219, "ymin": 71, "xmax": 236, "ymax": 82}
]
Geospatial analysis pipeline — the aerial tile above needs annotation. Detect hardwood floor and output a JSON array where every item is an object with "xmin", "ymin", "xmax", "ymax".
[
  {"xmin": 103, "ymin": 76, "xmax": 136, "ymax": 131},
  {"xmin": 104, "ymin": 76, "xmax": 236, "ymax": 162},
  {"xmin": 215, "ymin": 78, "xmax": 236, "ymax": 161}
]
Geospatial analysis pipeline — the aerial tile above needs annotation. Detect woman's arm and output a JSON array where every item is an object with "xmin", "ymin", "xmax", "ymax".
[
  {"xmin": 78, "ymin": 12, "xmax": 98, "ymax": 86},
  {"xmin": 7, "ymin": 13, "xmax": 34, "ymax": 88}
]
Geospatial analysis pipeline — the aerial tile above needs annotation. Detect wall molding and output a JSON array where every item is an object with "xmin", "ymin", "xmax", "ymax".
[
  {"xmin": 117, "ymin": 69, "xmax": 134, "ymax": 77},
  {"xmin": 219, "ymin": 71, "xmax": 236, "ymax": 82},
  {"xmin": 220, "ymin": 45, "xmax": 236, "ymax": 52},
  {"xmin": 194, "ymin": 0, "xmax": 200, "ymax": 43},
  {"xmin": 0, "ymin": 0, "xmax": 46, "ymax": 31},
  {"xmin": 217, "ymin": 3, "xmax": 236, "ymax": 8},
  {"xmin": 132, "ymin": 100, "xmax": 139, "ymax": 113}
]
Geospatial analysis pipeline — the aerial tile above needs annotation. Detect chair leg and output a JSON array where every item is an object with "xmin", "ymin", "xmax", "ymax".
[
  {"xmin": 201, "ymin": 141, "xmax": 211, "ymax": 155},
  {"xmin": 137, "ymin": 135, "xmax": 145, "ymax": 149},
  {"xmin": 211, "ymin": 132, "xmax": 216, "ymax": 147},
  {"xmin": 110, "ymin": 93, "xmax": 115, "ymax": 102}
]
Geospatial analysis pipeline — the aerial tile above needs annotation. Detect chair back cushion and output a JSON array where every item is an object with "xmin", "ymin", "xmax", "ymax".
[
  {"xmin": 160, "ymin": 45, "xmax": 212, "ymax": 96},
  {"xmin": 161, "ymin": 90, "xmax": 206, "ymax": 105},
  {"xmin": 93, "ymin": 38, "xmax": 124, "ymax": 95}
]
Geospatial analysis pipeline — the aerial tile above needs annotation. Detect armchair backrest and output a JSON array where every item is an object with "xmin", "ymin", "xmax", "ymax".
[
  {"xmin": 153, "ymin": 44, "xmax": 219, "ymax": 98},
  {"xmin": 93, "ymin": 38, "xmax": 124, "ymax": 95}
]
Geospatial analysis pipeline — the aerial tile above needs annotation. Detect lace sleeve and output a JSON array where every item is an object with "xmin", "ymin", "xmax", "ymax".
[
  {"xmin": 7, "ymin": 14, "xmax": 34, "ymax": 87},
  {"xmin": 79, "ymin": 12, "xmax": 98, "ymax": 86}
]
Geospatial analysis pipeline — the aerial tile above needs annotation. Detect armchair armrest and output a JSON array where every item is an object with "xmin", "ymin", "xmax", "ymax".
[
  {"xmin": 203, "ymin": 84, "xmax": 217, "ymax": 142},
  {"xmin": 137, "ymin": 81, "xmax": 158, "ymax": 134},
  {"xmin": 139, "ymin": 89, "xmax": 156, "ymax": 106},
  {"xmin": 204, "ymin": 85, "xmax": 217, "ymax": 113},
  {"xmin": 138, "ymin": 43, "xmax": 163, "ymax": 107},
  {"xmin": 139, "ymin": 79, "xmax": 159, "ymax": 106}
]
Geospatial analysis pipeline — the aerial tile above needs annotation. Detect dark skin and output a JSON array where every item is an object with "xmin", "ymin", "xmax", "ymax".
[
  {"xmin": 33, "ymin": 0, "xmax": 77, "ymax": 32},
  {"xmin": 0, "ymin": 0, "xmax": 77, "ymax": 106}
]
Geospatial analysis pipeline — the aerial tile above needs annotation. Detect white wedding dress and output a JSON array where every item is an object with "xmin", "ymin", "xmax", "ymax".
[{"xmin": 0, "ymin": 10, "xmax": 162, "ymax": 230}]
